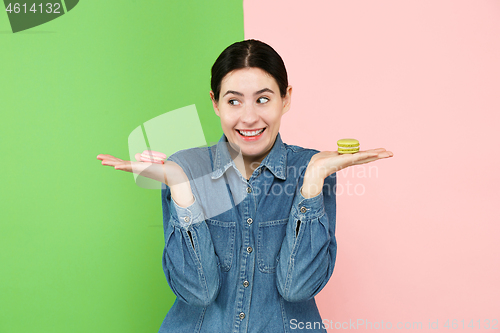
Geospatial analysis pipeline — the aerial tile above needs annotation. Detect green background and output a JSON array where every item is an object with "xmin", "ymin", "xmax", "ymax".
[{"xmin": 0, "ymin": 1, "xmax": 243, "ymax": 332}]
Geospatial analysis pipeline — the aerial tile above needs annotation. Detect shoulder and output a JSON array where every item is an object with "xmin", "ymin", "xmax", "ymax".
[
  {"xmin": 283, "ymin": 142, "xmax": 320, "ymax": 166},
  {"xmin": 284, "ymin": 142, "xmax": 320, "ymax": 155},
  {"xmin": 167, "ymin": 145, "xmax": 214, "ymax": 177},
  {"xmin": 283, "ymin": 142, "xmax": 337, "ymax": 184},
  {"xmin": 282, "ymin": 142, "xmax": 336, "ymax": 184},
  {"xmin": 167, "ymin": 145, "xmax": 210, "ymax": 164}
]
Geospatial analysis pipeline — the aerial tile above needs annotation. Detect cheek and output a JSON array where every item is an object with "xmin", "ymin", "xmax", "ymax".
[
  {"xmin": 263, "ymin": 113, "xmax": 283, "ymax": 126},
  {"xmin": 220, "ymin": 115, "xmax": 238, "ymax": 128}
]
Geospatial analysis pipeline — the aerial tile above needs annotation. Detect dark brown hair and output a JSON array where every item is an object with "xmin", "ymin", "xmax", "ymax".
[{"xmin": 211, "ymin": 39, "xmax": 288, "ymax": 101}]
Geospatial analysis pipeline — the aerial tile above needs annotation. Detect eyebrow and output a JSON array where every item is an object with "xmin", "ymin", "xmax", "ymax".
[{"xmin": 222, "ymin": 88, "xmax": 275, "ymax": 98}]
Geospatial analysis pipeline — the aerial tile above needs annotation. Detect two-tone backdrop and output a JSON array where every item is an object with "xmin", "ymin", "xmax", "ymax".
[{"xmin": 2, "ymin": 1, "xmax": 499, "ymax": 332}]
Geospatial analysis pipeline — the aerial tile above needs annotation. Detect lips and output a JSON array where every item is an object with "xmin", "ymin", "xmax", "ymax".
[{"xmin": 237, "ymin": 128, "xmax": 265, "ymax": 137}]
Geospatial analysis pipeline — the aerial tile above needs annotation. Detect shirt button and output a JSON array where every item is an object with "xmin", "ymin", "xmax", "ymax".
[
  {"xmin": 239, "ymin": 312, "xmax": 245, "ymax": 320},
  {"xmin": 243, "ymin": 280, "xmax": 249, "ymax": 287},
  {"xmin": 246, "ymin": 187, "xmax": 252, "ymax": 193},
  {"xmin": 246, "ymin": 246, "xmax": 253, "ymax": 253},
  {"xmin": 300, "ymin": 206, "xmax": 307, "ymax": 213},
  {"xmin": 247, "ymin": 218, "xmax": 253, "ymax": 225},
  {"xmin": 183, "ymin": 216, "xmax": 190, "ymax": 223}
]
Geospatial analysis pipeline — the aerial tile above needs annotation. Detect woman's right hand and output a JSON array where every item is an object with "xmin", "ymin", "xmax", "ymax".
[
  {"xmin": 96, "ymin": 154, "xmax": 195, "ymax": 207},
  {"xmin": 97, "ymin": 153, "xmax": 168, "ymax": 183}
]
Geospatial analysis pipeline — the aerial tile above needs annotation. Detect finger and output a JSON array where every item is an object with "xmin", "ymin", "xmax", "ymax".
[
  {"xmin": 114, "ymin": 160, "xmax": 133, "ymax": 171},
  {"xmin": 98, "ymin": 154, "xmax": 125, "ymax": 165},
  {"xmin": 97, "ymin": 154, "xmax": 122, "ymax": 160},
  {"xmin": 358, "ymin": 148, "xmax": 387, "ymax": 154},
  {"xmin": 352, "ymin": 151, "xmax": 394, "ymax": 165},
  {"xmin": 352, "ymin": 151, "xmax": 379, "ymax": 161},
  {"xmin": 342, "ymin": 151, "xmax": 380, "ymax": 166},
  {"xmin": 102, "ymin": 158, "xmax": 127, "ymax": 166},
  {"xmin": 97, "ymin": 154, "xmax": 116, "ymax": 160},
  {"xmin": 352, "ymin": 157, "xmax": 380, "ymax": 165},
  {"xmin": 352, "ymin": 149, "xmax": 392, "ymax": 161},
  {"xmin": 378, "ymin": 151, "xmax": 394, "ymax": 158}
]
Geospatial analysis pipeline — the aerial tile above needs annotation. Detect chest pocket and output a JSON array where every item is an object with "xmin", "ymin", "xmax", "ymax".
[
  {"xmin": 206, "ymin": 219, "xmax": 236, "ymax": 272},
  {"xmin": 257, "ymin": 218, "xmax": 288, "ymax": 274}
]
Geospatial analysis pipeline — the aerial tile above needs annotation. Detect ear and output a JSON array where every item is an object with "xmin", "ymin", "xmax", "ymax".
[
  {"xmin": 281, "ymin": 85, "xmax": 292, "ymax": 115},
  {"xmin": 210, "ymin": 91, "xmax": 220, "ymax": 117}
]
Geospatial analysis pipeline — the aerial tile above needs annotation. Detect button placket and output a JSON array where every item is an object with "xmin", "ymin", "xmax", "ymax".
[{"xmin": 233, "ymin": 185, "xmax": 252, "ymax": 331}]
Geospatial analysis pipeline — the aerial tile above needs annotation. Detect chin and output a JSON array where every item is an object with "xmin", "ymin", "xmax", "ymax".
[{"xmin": 241, "ymin": 146, "xmax": 269, "ymax": 158}]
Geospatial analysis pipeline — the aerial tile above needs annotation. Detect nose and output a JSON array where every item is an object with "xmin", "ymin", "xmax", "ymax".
[{"xmin": 241, "ymin": 104, "xmax": 259, "ymax": 125}]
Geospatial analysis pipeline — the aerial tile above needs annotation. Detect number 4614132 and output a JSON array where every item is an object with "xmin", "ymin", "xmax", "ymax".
[{"xmin": 5, "ymin": 3, "xmax": 62, "ymax": 14}]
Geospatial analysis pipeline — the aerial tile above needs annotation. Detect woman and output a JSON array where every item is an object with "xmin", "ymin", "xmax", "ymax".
[{"xmin": 97, "ymin": 39, "xmax": 393, "ymax": 332}]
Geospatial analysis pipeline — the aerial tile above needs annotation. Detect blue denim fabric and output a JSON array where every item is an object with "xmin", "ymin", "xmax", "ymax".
[{"xmin": 159, "ymin": 133, "xmax": 337, "ymax": 333}]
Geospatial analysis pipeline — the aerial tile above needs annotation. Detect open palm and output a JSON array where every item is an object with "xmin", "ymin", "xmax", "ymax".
[
  {"xmin": 96, "ymin": 153, "xmax": 167, "ymax": 182},
  {"xmin": 306, "ymin": 148, "xmax": 394, "ymax": 181}
]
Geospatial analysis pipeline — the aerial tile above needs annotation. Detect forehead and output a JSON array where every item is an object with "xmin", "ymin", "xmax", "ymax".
[{"xmin": 221, "ymin": 67, "xmax": 277, "ymax": 90}]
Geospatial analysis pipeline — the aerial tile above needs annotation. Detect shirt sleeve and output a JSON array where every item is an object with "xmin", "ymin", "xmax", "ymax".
[
  {"xmin": 161, "ymin": 183, "xmax": 221, "ymax": 307},
  {"xmin": 276, "ymin": 171, "xmax": 337, "ymax": 302}
]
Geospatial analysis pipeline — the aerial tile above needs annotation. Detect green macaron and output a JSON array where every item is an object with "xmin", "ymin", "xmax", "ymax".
[{"xmin": 337, "ymin": 138, "xmax": 360, "ymax": 154}]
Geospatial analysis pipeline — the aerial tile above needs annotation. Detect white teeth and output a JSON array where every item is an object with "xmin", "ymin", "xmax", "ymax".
[{"xmin": 238, "ymin": 129, "xmax": 264, "ymax": 137}]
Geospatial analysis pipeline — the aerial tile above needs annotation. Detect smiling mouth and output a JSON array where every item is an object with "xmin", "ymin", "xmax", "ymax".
[{"xmin": 237, "ymin": 128, "xmax": 266, "ymax": 137}]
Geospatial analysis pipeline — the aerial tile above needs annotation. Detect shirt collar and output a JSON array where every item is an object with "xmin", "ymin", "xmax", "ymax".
[{"xmin": 211, "ymin": 132, "xmax": 287, "ymax": 180}]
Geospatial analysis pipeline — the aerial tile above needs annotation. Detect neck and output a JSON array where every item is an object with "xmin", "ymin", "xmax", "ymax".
[
  {"xmin": 227, "ymin": 143, "xmax": 265, "ymax": 180},
  {"xmin": 225, "ymin": 134, "xmax": 278, "ymax": 181}
]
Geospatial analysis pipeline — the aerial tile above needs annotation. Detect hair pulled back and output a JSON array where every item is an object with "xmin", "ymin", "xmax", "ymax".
[{"xmin": 211, "ymin": 39, "xmax": 288, "ymax": 101}]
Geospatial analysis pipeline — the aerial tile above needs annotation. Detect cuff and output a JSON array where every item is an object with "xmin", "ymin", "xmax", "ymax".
[
  {"xmin": 170, "ymin": 196, "xmax": 205, "ymax": 230},
  {"xmin": 291, "ymin": 186, "xmax": 325, "ymax": 220}
]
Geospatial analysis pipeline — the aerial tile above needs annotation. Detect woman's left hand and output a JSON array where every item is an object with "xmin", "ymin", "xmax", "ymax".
[{"xmin": 301, "ymin": 148, "xmax": 394, "ymax": 198}]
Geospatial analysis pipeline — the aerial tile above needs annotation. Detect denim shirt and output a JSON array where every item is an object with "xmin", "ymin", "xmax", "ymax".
[{"xmin": 159, "ymin": 133, "xmax": 337, "ymax": 333}]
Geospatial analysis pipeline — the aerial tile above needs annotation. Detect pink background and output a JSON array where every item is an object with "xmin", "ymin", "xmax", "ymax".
[{"xmin": 244, "ymin": 0, "xmax": 500, "ymax": 331}]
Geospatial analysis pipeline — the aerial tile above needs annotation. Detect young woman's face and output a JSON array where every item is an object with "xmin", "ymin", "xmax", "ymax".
[{"xmin": 211, "ymin": 67, "xmax": 292, "ymax": 164}]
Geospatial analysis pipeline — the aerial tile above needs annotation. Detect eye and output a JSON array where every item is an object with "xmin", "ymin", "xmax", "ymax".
[
  {"xmin": 257, "ymin": 97, "xmax": 269, "ymax": 104},
  {"xmin": 229, "ymin": 99, "xmax": 241, "ymax": 106}
]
